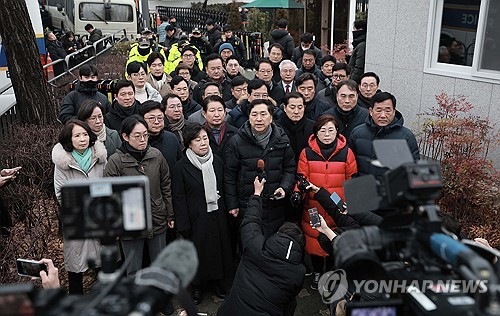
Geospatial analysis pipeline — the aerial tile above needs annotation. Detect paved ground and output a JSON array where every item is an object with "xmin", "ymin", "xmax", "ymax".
[{"xmin": 172, "ymin": 275, "xmax": 330, "ymax": 316}]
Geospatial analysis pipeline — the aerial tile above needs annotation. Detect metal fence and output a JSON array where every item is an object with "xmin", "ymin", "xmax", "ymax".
[
  {"xmin": 155, "ymin": 6, "xmax": 229, "ymax": 33},
  {"xmin": 0, "ymin": 30, "xmax": 127, "ymax": 139}
]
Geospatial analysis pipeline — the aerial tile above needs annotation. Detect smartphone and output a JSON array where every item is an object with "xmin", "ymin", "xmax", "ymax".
[
  {"xmin": 330, "ymin": 192, "xmax": 346, "ymax": 212},
  {"xmin": 16, "ymin": 259, "xmax": 47, "ymax": 278},
  {"xmin": 307, "ymin": 207, "xmax": 321, "ymax": 228}
]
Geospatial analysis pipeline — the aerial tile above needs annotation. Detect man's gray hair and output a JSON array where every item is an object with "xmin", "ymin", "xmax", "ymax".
[{"xmin": 279, "ymin": 59, "xmax": 298, "ymax": 71}]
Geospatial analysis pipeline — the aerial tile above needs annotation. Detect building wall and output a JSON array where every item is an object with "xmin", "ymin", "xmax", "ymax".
[{"xmin": 365, "ymin": 0, "xmax": 500, "ymax": 167}]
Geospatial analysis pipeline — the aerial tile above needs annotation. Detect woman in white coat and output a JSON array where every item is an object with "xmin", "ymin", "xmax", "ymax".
[{"xmin": 52, "ymin": 119, "xmax": 107, "ymax": 294}]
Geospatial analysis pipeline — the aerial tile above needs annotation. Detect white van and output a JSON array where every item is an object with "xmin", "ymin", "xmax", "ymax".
[{"xmin": 43, "ymin": 0, "xmax": 138, "ymax": 38}]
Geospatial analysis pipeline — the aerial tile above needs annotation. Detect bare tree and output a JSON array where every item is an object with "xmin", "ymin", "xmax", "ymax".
[{"xmin": 0, "ymin": 0, "xmax": 57, "ymax": 125}]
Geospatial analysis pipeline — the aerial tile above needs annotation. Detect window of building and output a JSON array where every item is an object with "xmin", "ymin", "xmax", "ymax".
[
  {"xmin": 426, "ymin": 0, "xmax": 500, "ymax": 82},
  {"xmin": 79, "ymin": 3, "xmax": 133, "ymax": 23}
]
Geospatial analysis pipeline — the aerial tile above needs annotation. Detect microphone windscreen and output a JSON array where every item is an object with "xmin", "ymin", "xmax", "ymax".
[
  {"xmin": 151, "ymin": 239, "xmax": 199, "ymax": 288},
  {"xmin": 257, "ymin": 159, "xmax": 265, "ymax": 171}
]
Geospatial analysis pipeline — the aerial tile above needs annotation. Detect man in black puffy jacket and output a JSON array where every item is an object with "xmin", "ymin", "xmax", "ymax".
[
  {"xmin": 349, "ymin": 91, "xmax": 420, "ymax": 180},
  {"xmin": 269, "ymin": 19, "xmax": 295, "ymax": 60},
  {"xmin": 59, "ymin": 64, "xmax": 111, "ymax": 124},
  {"xmin": 217, "ymin": 177, "xmax": 306, "ymax": 316},
  {"xmin": 225, "ymin": 99, "xmax": 296, "ymax": 237}
]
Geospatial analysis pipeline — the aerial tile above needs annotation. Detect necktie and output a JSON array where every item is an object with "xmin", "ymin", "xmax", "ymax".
[{"xmin": 285, "ymin": 85, "xmax": 290, "ymax": 94}]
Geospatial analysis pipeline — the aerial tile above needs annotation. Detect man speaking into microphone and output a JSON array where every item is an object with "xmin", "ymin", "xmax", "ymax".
[{"xmin": 225, "ymin": 99, "xmax": 296, "ymax": 237}]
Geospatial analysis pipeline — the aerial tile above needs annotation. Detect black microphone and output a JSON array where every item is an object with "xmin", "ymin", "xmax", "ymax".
[
  {"xmin": 257, "ymin": 159, "xmax": 266, "ymax": 181},
  {"xmin": 129, "ymin": 240, "xmax": 199, "ymax": 316}
]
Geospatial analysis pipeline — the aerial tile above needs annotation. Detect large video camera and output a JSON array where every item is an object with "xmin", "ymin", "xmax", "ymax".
[
  {"xmin": 60, "ymin": 176, "xmax": 152, "ymax": 242},
  {"xmin": 331, "ymin": 140, "xmax": 500, "ymax": 315},
  {"xmin": 0, "ymin": 176, "xmax": 199, "ymax": 316}
]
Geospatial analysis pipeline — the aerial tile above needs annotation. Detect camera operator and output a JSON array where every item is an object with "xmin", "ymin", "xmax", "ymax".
[{"xmin": 217, "ymin": 177, "xmax": 306, "ymax": 316}]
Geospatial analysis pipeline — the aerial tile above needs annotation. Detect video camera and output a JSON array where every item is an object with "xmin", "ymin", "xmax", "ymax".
[
  {"xmin": 0, "ymin": 176, "xmax": 199, "ymax": 316},
  {"xmin": 60, "ymin": 176, "xmax": 152, "ymax": 242},
  {"xmin": 331, "ymin": 140, "xmax": 500, "ymax": 315}
]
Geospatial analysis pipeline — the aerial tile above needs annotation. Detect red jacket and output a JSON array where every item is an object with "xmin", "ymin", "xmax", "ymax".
[{"xmin": 297, "ymin": 134, "xmax": 357, "ymax": 256}]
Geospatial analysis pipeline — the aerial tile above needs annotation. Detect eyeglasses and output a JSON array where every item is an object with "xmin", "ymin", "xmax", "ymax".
[
  {"xmin": 361, "ymin": 83, "xmax": 377, "ymax": 89},
  {"xmin": 333, "ymin": 74, "xmax": 347, "ymax": 80},
  {"xmin": 131, "ymin": 72, "xmax": 147, "ymax": 77},
  {"xmin": 145, "ymin": 115, "xmax": 164, "ymax": 123},
  {"xmin": 317, "ymin": 128, "xmax": 337, "ymax": 135},
  {"xmin": 167, "ymin": 104, "xmax": 183, "ymax": 110},
  {"xmin": 251, "ymin": 93, "xmax": 268, "ymax": 98},
  {"xmin": 182, "ymin": 54, "xmax": 195, "ymax": 58},
  {"xmin": 130, "ymin": 133, "xmax": 150, "ymax": 140},
  {"xmin": 88, "ymin": 114, "xmax": 103, "ymax": 122},
  {"xmin": 322, "ymin": 64, "xmax": 335, "ymax": 69}
]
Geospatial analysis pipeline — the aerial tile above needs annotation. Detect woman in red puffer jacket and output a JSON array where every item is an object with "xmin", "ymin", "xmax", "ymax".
[{"xmin": 297, "ymin": 114, "xmax": 357, "ymax": 290}]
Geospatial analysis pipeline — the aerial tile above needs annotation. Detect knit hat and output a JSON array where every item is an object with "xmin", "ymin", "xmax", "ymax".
[{"xmin": 219, "ymin": 43, "xmax": 234, "ymax": 54}]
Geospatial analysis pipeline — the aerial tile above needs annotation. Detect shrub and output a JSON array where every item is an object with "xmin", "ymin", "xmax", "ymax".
[
  {"xmin": 418, "ymin": 92, "xmax": 499, "ymax": 246},
  {"xmin": 248, "ymin": 8, "xmax": 270, "ymax": 42},
  {"xmin": 0, "ymin": 124, "xmax": 60, "ymax": 284},
  {"xmin": 0, "ymin": 123, "xmax": 100, "ymax": 290}
]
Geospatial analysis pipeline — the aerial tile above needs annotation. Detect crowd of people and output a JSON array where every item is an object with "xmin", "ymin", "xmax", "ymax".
[{"xmin": 15, "ymin": 14, "xmax": 496, "ymax": 316}]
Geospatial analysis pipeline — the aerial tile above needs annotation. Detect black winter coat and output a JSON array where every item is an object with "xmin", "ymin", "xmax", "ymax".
[
  {"xmin": 87, "ymin": 29, "xmax": 104, "ymax": 52},
  {"xmin": 207, "ymin": 122, "xmax": 238, "ymax": 160},
  {"xmin": 348, "ymin": 111, "xmax": 420, "ymax": 180},
  {"xmin": 207, "ymin": 25, "xmax": 222, "ymax": 48},
  {"xmin": 291, "ymin": 45, "xmax": 322, "ymax": 68},
  {"xmin": 105, "ymin": 100, "xmax": 141, "ymax": 132},
  {"xmin": 269, "ymin": 81, "xmax": 285, "ymax": 105},
  {"xmin": 172, "ymin": 155, "xmax": 233, "ymax": 285},
  {"xmin": 304, "ymin": 97, "xmax": 332, "ymax": 121},
  {"xmin": 324, "ymin": 104, "xmax": 369, "ymax": 140},
  {"xmin": 357, "ymin": 90, "xmax": 380, "ymax": 109},
  {"xmin": 226, "ymin": 98, "xmax": 251, "ymax": 129},
  {"xmin": 316, "ymin": 71, "xmax": 332, "ymax": 92},
  {"xmin": 277, "ymin": 114, "xmax": 314, "ymax": 162},
  {"xmin": 59, "ymin": 82, "xmax": 111, "ymax": 124},
  {"xmin": 182, "ymin": 98, "xmax": 201, "ymax": 119},
  {"xmin": 317, "ymin": 85, "xmax": 337, "ymax": 108},
  {"xmin": 46, "ymin": 39, "xmax": 67, "ymax": 76},
  {"xmin": 224, "ymin": 122, "xmax": 296, "ymax": 236},
  {"xmin": 149, "ymin": 130, "xmax": 182, "ymax": 170},
  {"xmin": 269, "ymin": 29, "xmax": 295, "ymax": 60},
  {"xmin": 217, "ymin": 195, "xmax": 305, "ymax": 316},
  {"xmin": 348, "ymin": 33, "xmax": 366, "ymax": 83},
  {"xmin": 295, "ymin": 64, "xmax": 322, "ymax": 80}
]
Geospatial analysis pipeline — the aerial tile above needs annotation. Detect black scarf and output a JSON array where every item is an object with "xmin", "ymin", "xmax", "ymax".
[
  {"xmin": 121, "ymin": 142, "xmax": 149, "ymax": 162},
  {"xmin": 352, "ymin": 30, "xmax": 367, "ymax": 48},
  {"xmin": 112, "ymin": 100, "xmax": 139, "ymax": 119},
  {"xmin": 77, "ymin": 81, "xmax": 98, "ymax": 95},
  {"xmin": 279, "ymin": 115, "xmax": 311, "ymax": 160},
  {"xmin": 317, "ymin": 138, "xmax": 337, "ymax": 160}
]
